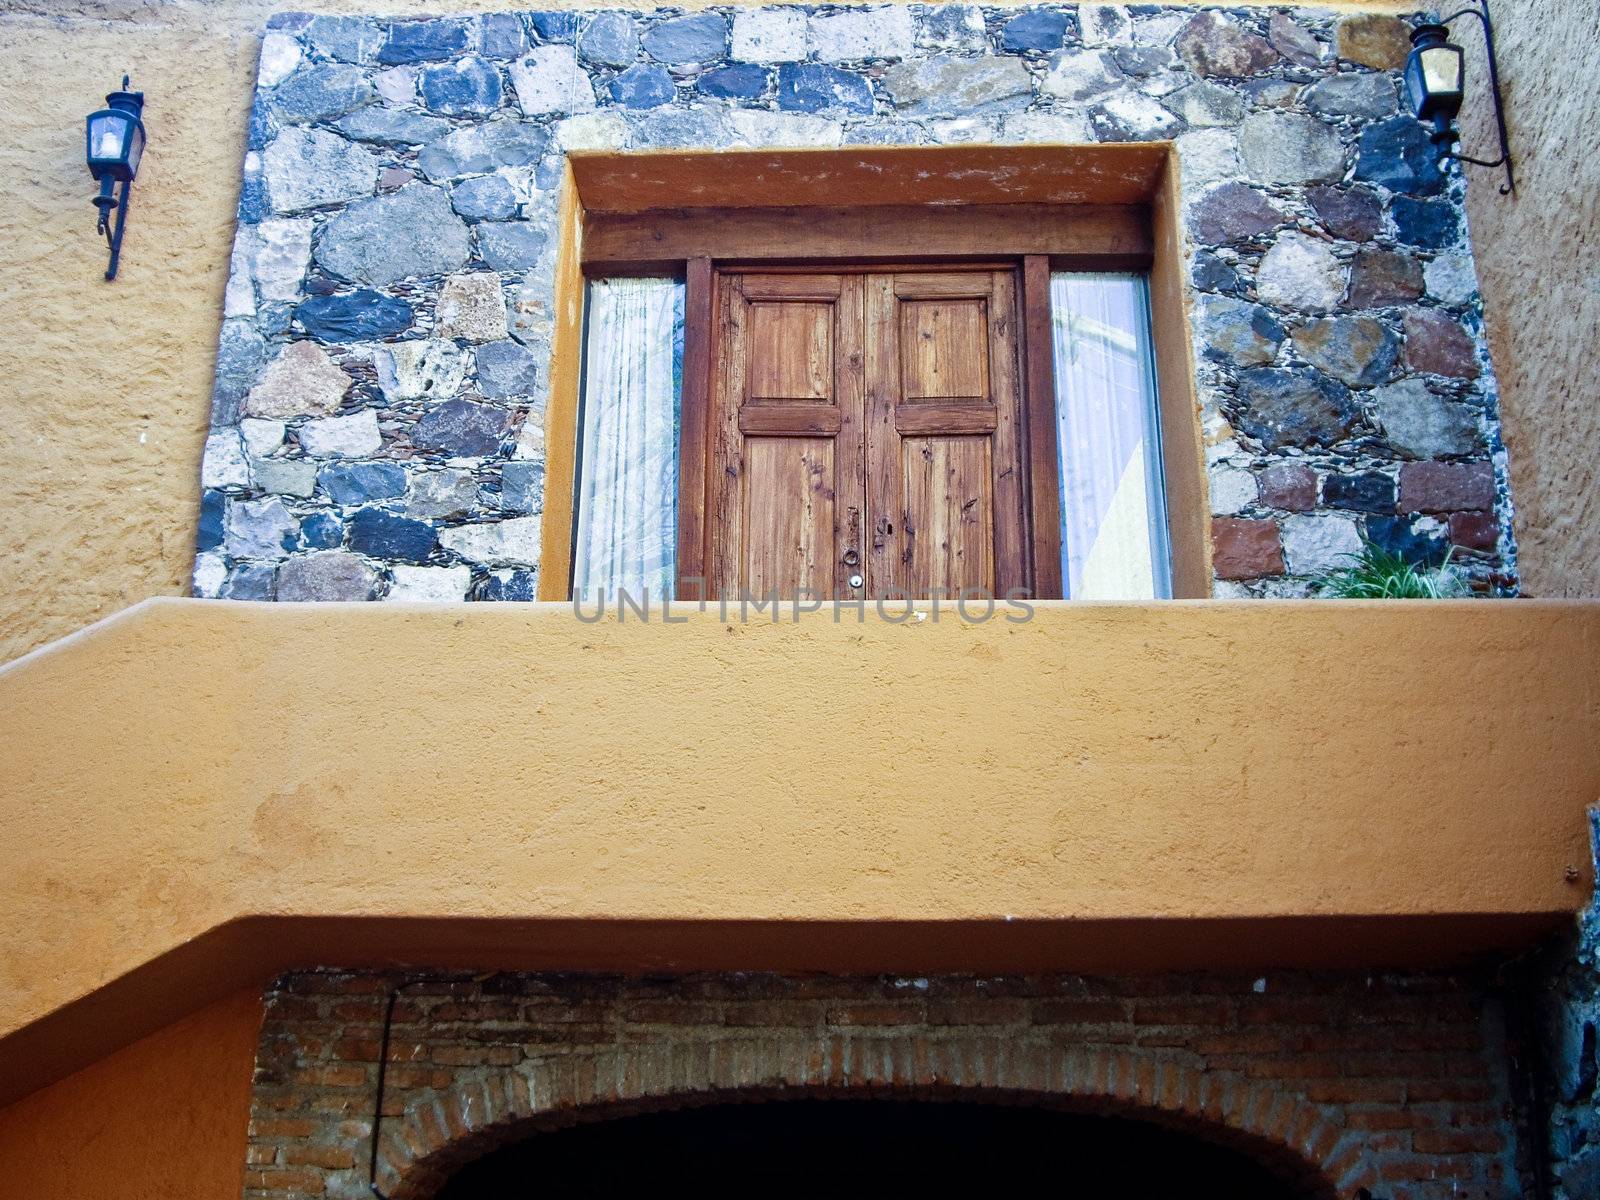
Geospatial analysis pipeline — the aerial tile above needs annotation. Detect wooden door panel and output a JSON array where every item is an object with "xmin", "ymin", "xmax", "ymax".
[
  {"xmin": 898, "ymin": 297, "xmax": 989, "ymax": 402},
  {"xmin": 746, "ymin": 300, "xmax": 834, "ymax": 403},
  {"xmin": 709, "ymin": 272, "xmax": 865, "ymax": 600},
  {"xmin": 741, "ymin": 437, "xmax": 837, "ymax": 597},
  {"xmin": 901, "ymin": 436, "xmax": 994, "ymax": 595},
  {"xmin": 865, "ymin": 269, "xmax": 1029, "ymax": 600}
]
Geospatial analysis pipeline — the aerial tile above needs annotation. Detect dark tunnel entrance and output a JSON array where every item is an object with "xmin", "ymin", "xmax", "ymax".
[{"xmin": 435, "ymin": 1097, "xmax": 1300, "ymax": 1197}]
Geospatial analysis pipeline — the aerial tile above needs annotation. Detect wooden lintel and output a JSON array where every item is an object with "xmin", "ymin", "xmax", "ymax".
[{"xmin": 583, "ymin": 204, "xmax": 1152, "ymax": 272}]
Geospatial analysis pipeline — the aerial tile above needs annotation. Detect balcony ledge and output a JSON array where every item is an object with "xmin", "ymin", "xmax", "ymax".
[{"xmin": 1, "ymin": 596, "xmax": 1596, "ymax": 1103}]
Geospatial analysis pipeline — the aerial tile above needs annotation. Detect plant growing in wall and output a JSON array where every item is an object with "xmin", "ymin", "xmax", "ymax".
[{"xmin": 1314, "ymin": 541, "xmax": 1470, "ymax": 599}]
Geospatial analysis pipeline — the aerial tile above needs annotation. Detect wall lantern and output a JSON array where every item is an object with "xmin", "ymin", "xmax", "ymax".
[
  {"xmin": 1405, "ymin": 6, "xmax": 1515, "ymax": 195},
  {"xmin": 85, "ymin": 76, "xmax": 146, "ymax": 280}
]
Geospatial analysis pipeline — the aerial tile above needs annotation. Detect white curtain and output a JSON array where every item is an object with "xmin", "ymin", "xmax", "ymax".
[
  {"xmin": 1051, "ymin": 273, "xmax": 1171, "ymax": 600},
  {"xmin": 572, "ymin": 277, "xmax": 684, "ymax": 603}
]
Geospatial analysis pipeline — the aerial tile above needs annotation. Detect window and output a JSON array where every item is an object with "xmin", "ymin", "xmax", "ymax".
[
  {"xmin": 573, "ymin": 263, "xmax": 1171, "ymax": 604},
  {"xmin": 1050, "ymin": 273, "xmax": 1171, "ymax": 600},
  {"xmin": 570, "ymin": 277, "xmax": 684, "ymax": 603}
]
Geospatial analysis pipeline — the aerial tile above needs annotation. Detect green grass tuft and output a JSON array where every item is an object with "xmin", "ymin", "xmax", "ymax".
[{"xmin": 1315, "ymin": 541, "xmax": 1470, "ymax": 599}]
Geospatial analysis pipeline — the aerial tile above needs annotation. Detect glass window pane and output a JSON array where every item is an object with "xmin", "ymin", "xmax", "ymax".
[
  {"xmin": 1050, "ymin": 273, "xmax": 1171, "ymax": 600},
  {"xmin": 572, "ymin": 277, "xmax": 684, "ymax": 603}
]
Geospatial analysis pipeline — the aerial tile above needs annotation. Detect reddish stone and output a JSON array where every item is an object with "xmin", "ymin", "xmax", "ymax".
[
  {"xmin": 1307, "ymin": 185, "xmax": 1382, "ymax": 242},
  {"xmin": 1258, "ymin": 462, "xmax": 1317, "ymax": 512},
  {"xmin": 379, "ymin": 166, "xmax": 414, "ymax": 192},
  {"xmin": 1399, "ymin": 461, "xmax": 1495, "ymax": 513},
  {"xmin": 1346, "ymin": 250, "xmax": 1424, "ymax": 308},
  {"xmin": 1212, "ymin": 517, "xmax": 1284, "ymax": 579},
  {"xmin": 1448, "ymin": 510, "xmax": 1499, "ymax": 550},
  {"xmin": 1403, "ymin": 309, "xmax": 1481, "ymax": 379}
]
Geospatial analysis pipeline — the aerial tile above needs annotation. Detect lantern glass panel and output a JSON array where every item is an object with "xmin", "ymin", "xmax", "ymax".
[
  {"xmin": 87, "ymin": 112, "xmax": 129, "ymax": 166},
  {"xmin": 125, "ymin": 123, "xmax": 145, "ymax": 179},
  {"xmin": 1420, "ymin": 44, "xmax": 1464, "ymax": 97}
]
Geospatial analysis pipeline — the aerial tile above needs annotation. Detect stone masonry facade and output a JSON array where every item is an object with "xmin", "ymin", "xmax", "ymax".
[
  {"xmin": 245, "ymin": 970, "xmax": 1525, "ymax": 1199},
  {"xmin": 197, "ymin": 5, "xmax": 1515, "ymax": 602}
]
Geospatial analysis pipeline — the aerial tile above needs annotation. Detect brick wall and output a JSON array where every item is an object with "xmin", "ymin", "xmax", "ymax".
[{"xmin": 245, "ymin": 971, "xmax": 1524, "ymax": 1200}]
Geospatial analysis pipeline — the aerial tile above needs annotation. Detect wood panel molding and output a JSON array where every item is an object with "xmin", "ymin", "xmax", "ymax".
[{"xmin": 584, "ymin": 205, "xmax": 1152, "ymax": 273}]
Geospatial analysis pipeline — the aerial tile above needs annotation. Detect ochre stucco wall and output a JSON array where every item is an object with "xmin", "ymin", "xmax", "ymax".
[
  {"xmin": 1459, "ymin": 0, "xmax": 1600, "ymax": 598},
  {"xmin": 0, "ymin": 987, "xmax": 260, "ymax": 1200},
  {"xmin": 0, "ymin": 598, "xmax": 1595, "ymax": 1104},
  {"xmin": 0, "ymin": 0, "xmax": 1417, "ymax": 664}
]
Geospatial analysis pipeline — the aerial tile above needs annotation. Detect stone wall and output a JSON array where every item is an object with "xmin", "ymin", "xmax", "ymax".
[
  {"xmin": 1538, "ymin": 811, "xmax": 1600, "ymax": 1199},
  {"xmin": 194, "ymin": 4, "xmax": 1515, "ymax": 602},
  {"xmin": 245, "ymin": 969, "xmax": 1525, "ymax": 1199}
]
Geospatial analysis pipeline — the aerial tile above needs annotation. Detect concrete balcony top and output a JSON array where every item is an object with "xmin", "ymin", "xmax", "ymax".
[{"xmin": 1, "ymin": 596, "xmax": 1596, "ymax": 1103}]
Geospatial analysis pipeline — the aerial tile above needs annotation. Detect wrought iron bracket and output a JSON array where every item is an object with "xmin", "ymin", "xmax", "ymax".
[{"xmin": 1437, "ymin": 0, "xmax": 1517, "ymax": 195}]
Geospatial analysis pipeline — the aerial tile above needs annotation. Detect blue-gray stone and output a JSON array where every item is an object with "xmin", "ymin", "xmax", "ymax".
[
  {"xmin": 237, "ymin": 174, "xmax": 270, "ymax": 224},
  {"xmin": 500, "ymin": 461, "xmax": 543, "ymax": 514},
  {"xmin": 314, "ymin": 185, "xmax": 471, "ymax": 287},
  {"xmin": 1354, "ymin": 116, "xmax": 1444, "ymax": 196},
  {"xmin": 778, "ymin": 64, "xmax": 875, "ymax": 115},
  {"xmin": 198, "ymin": 489, "xmax": 225, "ymax": 552},
  {"xmin": 1234, "ymin": 368, "xmax": 1361, "ymax": 451},
  {"xmin": 580, "ymin": 13, "xmax": 639, "ymax": 67},
  {"xmin": 412, "ymin": 398, "xmax": 513, "ymax": 456},
  {"xmin": 305, "ymin": 16, "xmax": 384, "ymax": 64},
  {"xmin": 295, "ymin": 290, "xmax": 415, "ymax": 342},
  {"xmin": 476, "ymin": 569, "xmax": 537, "ymax": 600},
  {"xmin": 272, "ymin": 64, "xmax": 375, "ymax": 124},
  {"xmin": 643, "ymin": 13, "xmax": 727, "ymax": 64},
  {"xmin": 223, "ymin": 564, "xmax": 277, "ymax": 600},
  {"xmin": 476, "ymin": 222, "xmax": 546, "ymax": 273},
  {"xmin": 348, "ymin": 507, "xmax": 437, "ymax": 562},
  {"xmin": 335, "ymin": 107, "xmax": 451, "ymax": 146},
  {"xmin": 478, "ymin": 13, "xmax": 528, "ymax": 60},
  {"xmin": 1366, "ymin": 515, "xmax": 1447, "ymax": 566},
  {"xmin": 451, "ymin": 174, "xmax": 520, "ymax": 222},
  {"xmin": 418, "ymin": 122, "xmax": 549, "ymax": 180},
  {"xmin": 1323, "ymin": 471, "xmax": 1395, "ymax": 513},
  {"xmin": 258, "ymin": 303, "xmax": 294, "ymax": 339},
  {"xmin": 698, "ymin": 64, "xmax": 768, "ymax": 100},
  {"xmin": 213, "ymin": 321, "xmax": 266, "ymax": 423},
  {"xmin": 299, "ymin": 511, "xmax": 344, "ymax": 549},
  {"xmin": 1193, "ymin": 251, "xmax": 1243, "ymax": 295},
  {"xmin": 609, "ymin": 64, "xmax": 676, "ymax": 109},
  {"xmin": 419, "ymin": 57, "xmax": 505, "ymax": 117},
  {"xmin": 246, "ymin": 101, "xmax": 273, "ymax": 153},
  {"xmin": 378, "ymin": 20, "xmax": 470, "ymax": 64},
  {"xmin": 319, "ymin": 461, "xmax": 408, "ymax": 505},
  {"xmin": 1001, "ymin": 9, "xmax": 1069, "ymax": 53},
  {"xmin": 476, "ymin": 340, "xmax": 540, "ymax": 398},
  {"xmin": 1392, "ymin": 195, "xmax": 1460, "ymax": 249},
  {"xmin": 531, "ymin": 12, "xmax": 579, "ymax": 43}
]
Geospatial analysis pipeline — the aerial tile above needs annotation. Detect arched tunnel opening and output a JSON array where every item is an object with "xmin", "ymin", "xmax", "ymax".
[{"xmin": 435, "ymin": 1097, "xmax": 1301, "ymax": 1197}]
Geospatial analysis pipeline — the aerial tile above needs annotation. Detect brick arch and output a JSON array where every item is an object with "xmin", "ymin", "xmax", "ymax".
[{"xmin": 380, "ymin": 1037, "xmax": 1350, "ymax": 1200}]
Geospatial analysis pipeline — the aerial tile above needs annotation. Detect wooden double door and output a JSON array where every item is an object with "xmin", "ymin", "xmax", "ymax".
[{"xmin": 698, "ymin": 266, "xmax": 1036, "ymax": 601}]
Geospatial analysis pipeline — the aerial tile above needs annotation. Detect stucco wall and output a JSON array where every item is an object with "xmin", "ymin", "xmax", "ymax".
[
  {"xmin": 0, "ymin": 988, "xmax": 259, "ymax": 1200},
  {"xmin": 1, "ymin": 597, "xmax": 1595, "ymax": 1105},
  {"xmin": 1459, "ymin": 0, "xmax": 1600, "ymax": 599},
  {"xmin": 0, "ymin": 0, "xmax": 1429, "ymax": 665}
]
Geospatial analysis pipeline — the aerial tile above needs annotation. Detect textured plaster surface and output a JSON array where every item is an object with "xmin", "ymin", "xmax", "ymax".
[
  {"xmin": 0, "ymin": 0, "xmax": 1417, "ymax": 664},
  {"xmin": 0, "ymin": 597, "xmax": 1596, "ymax": 1097},
  {"xmin": 0, "ymin": 988, "xmax": 260, "ymax": 1200},
  {"xmin": 1459, "ymin": 0, "xmax": 1600, "ymax": 598}
]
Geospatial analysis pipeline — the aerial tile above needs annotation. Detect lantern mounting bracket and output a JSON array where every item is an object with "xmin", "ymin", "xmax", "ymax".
[{"xmin": 1433, "ymin": 2, "xmax": 1517, "ymax": 195}]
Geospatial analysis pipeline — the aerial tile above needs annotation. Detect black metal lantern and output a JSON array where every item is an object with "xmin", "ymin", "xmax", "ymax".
[
  {"xmin": 85, "ymin": 76, "xmax": 146, "ymax": 280},
  {"xmin": 1405, "ymin": 24, "xmax": 1465, "ymax": 141},
  {"xmin": 1404, "ymin": 7, "xmax": 1515, "ymax": 195}
]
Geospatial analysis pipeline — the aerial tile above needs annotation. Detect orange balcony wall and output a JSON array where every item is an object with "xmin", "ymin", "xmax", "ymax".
[{"xmin": 0, "ymin": 597, "xmax": 1596, "ymax": 1105}]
